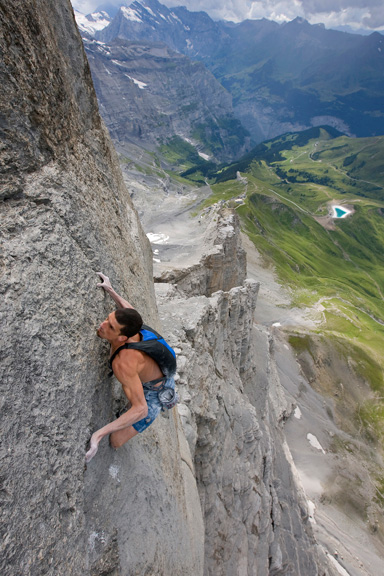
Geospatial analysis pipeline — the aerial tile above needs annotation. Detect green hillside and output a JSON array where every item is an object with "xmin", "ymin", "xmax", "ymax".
[{"xmin": 196, "ymin": 129, "xmax": 384, "ymax": 449}]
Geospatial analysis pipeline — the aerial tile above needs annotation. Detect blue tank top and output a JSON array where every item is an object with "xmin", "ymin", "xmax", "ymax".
[{"xmin": 109, "ymin": 324, "xmax": 176, "ymax": 377}]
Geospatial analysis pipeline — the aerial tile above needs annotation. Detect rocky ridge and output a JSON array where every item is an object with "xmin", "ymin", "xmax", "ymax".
[
  {"xmin": 151, "ymin": 205, "xmax": 332, "ymax": 575},
  {"xmin": 154, "ymin": 207, "xmax": 247, "ymax": 296}
]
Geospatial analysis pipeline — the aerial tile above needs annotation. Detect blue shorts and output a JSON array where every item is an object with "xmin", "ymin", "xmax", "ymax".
[{"xmin": 133, "ymin": 376, "xmax": 176, "ymax": 433}]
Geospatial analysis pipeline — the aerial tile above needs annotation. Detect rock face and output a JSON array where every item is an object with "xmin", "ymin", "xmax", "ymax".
[
  {"xmin": 1, "ymin": 2, "xmax": 334, "ymax": 576},
  {"xmin": 0, "ymin": 3, "xmax": 203, "ymax": 575}
]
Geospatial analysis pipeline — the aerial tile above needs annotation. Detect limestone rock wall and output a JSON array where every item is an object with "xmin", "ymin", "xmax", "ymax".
[
  {"xmin": 0, "ymin": 3, "xmax": 203, "ymax": 575},
  {"xmin": 83, "ymin": 38, "xmax": 249, "ymax": 162}
]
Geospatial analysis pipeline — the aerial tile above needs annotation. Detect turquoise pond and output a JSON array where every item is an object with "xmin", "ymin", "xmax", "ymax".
[{"xmin": 333, "ymin": 206, "xmax": 349, "ymax": 218}]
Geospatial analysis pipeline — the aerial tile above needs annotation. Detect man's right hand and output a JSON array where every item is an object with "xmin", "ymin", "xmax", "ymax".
[
  {"xmin": 96, "ymin": 272, "xmax": 133, "ymax": 309},
  {"xmin": 97, "ymin": 272, "xmax": 112, "ymax": 292}
]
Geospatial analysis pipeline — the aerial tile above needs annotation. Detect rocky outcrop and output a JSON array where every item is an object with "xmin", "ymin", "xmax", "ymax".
[
  {"xmin": 154, "ymin": 207, "xmax": 246, "ymax": 297},
  {"xmin": 1, "ymin": 3, "xmax": 203, "ymax": 575}
]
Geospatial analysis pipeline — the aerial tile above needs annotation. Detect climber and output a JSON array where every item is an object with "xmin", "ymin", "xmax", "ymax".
[{"xmin": 85, "ymin": 272, "xmax": 177, "ymax": 463}]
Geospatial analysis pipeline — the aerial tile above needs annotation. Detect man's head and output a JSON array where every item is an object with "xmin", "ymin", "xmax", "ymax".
[
  {"xmin": 115, "ymin": 308, "xmax": 143, "ymax": 338},
  {"xmin": 97, "ymin": 308, "xmax": 143, "ymax": 343}
]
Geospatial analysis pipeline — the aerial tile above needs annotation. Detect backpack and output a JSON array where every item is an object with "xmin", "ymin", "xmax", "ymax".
[{"xmin": 109, "ymin": 324, "xmax": 177, "ymax": 377}]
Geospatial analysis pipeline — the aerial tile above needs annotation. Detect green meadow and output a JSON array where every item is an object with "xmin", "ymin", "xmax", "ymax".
[{"xmin": 191, "ymin": 127, "xmax": 384, "ymax": 449}]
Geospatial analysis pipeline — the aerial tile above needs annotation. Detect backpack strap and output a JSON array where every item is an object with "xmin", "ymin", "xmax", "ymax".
[
  {"xmin": 108, "ymin": 337, "xmax": 163, "ymax": 375},
  {"xmin": 108, "ymin": 343, "xmax": 131, "ymax": 375},
  {"xmin": 109, "ymin": 343, "xmax": 131, "ymax": 368},
  {"xmin": 108, "ymin": 325, "xmax": 172, "ymax": 376}
]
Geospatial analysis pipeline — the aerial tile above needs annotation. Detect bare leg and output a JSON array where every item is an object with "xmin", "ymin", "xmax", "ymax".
[{"xmin": 110, "ymin": 425, "xmax": 139, "ymax": 449}]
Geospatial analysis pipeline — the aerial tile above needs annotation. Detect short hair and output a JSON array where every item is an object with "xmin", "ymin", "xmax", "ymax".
[{"xmin": 115, "ymin": 308, "xmax": 143, "ymax": 338}]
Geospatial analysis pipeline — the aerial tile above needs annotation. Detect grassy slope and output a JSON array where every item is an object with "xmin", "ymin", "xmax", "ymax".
[{"xmin": 200, "ymin": 130, "xmax": 384, "ymax": 453}]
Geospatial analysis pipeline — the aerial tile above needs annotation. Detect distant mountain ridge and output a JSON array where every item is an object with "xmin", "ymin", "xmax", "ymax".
[{"xmin": 88, "ymin": 0, "xmax": 384, "ymax": 144}]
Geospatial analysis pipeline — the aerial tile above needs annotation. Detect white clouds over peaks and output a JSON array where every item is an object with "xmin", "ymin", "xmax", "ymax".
[
  {"xmin": 160, "ymin": 0, "xmax": 384, "ymax": 28},
  {"xmin": 70, "ymin": 0, "xmax": 384, "ymax": 30}
]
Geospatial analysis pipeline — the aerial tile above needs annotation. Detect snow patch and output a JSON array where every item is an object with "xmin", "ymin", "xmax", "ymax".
[
  {"xmin": 307, "ymin": 500, "xmax": 316, "ymax": 523},
  {"xmin": 307, "ymin": 433, "xmax": 326, "ymax": 453},
  {"xmin": 198, "ymin": 151, "xmax": 210, "ymax": 161},
  {"xmin": 124, "ymin": 74, "xmax": 147, "ymax": 89},
  {"xmin": 74, "ymin": 10, "xmax": 111, "ymax": 35},
  {"xmin": 147, "ymin": 233, "xmax": 169, "ymax": 244},
  {"xmin": 294, "ymin": 406, "xmax": 302, "ymax": 419},
  {"xmin": 171, "ymin": 12, "xmax": 182, "ymax": 23},
  {"xmin": 144, "ymin": 6, "xmax": 156, "ymax": 18},
  {"xmin": 121, "ymin": 6, "xmax": 142, "ymax": 23},
  {"xmin": 99, "ymin": 45, "xmax": 111, "ymax": 55}
]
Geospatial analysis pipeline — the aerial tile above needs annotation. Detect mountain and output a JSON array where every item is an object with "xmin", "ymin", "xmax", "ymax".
[
  {"xmin": 83, "ymin": 35, "xmax": 251, "ymax": 162},
  {"xmin": 74, "ymin": 9, "xmax": 112, "ymax": 35},
  {"xmin": 94, "ymin": 2, "xmax": 126, "ymax": 17},
  {"xmin": 96, "ymin": 0, "xmax": 229, "ymax": 60},
  {"xmin": 94, "ymin": 1, "xmax": 384, "ymax": 144}
]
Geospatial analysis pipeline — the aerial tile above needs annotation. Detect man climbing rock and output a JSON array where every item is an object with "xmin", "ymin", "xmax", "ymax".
[{"xmin": 85, "ymin": 273, "xmax": 177, "ymax": 462}]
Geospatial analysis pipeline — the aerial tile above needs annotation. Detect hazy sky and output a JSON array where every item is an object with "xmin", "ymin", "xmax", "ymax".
[{"xmin": 71, "ymin": 0, "xmax": 384, "ymax": 31}]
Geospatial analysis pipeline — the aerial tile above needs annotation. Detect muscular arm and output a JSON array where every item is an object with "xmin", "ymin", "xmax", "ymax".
[
  {"xmin": 85, "ymin": 352, "xmax": 147, "ymax": 462},
  {"xmin": 97, "ymin": 272, "xmax": 134, "ymax": 309}
]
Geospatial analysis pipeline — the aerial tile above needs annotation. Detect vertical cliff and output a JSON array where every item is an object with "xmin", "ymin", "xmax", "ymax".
[{"xmin": 0, "ymin": 2, "xmax": 203, "ymax": 575}]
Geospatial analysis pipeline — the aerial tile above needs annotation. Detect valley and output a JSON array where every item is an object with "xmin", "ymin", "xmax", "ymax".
[
  {"xmin": 184, "ymin": 130, "xmax": 384, "ymax": 557},
  {"xmin": 111, "ymin": 115, "xmax": 384, "ymax": 554},
  {"xmin": 115, "ymin": 135, "xmax": 384, "ymax": 575}
]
